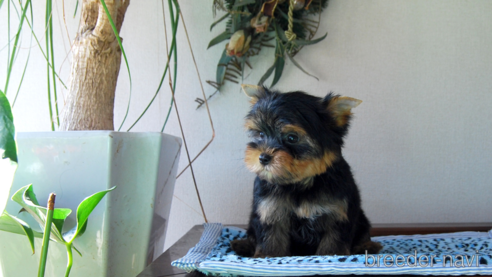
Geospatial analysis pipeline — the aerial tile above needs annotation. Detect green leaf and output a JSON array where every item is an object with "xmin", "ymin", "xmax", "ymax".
[
  {"xmin": 293, "ymin": 32, "xmax": 327, "ymax": 46},
  {"xmin": 210, "ymin": 13, "xmax": 229, "ymax": 32},
  {"xmin": 274, "ymin": 21, "xmax": 288, "ymax": 43},
  {"xmin": 73, "ymin": 245, "xmax": 82, "ymax": 257},
  {"xmin": 258, "ymin": 62, "xmax": 276, "ymax": 86},
  {"xmin": 11, "ymin": 185, "xmax": 71, "ymax": 243},
  {"xmin": 62, "ymin": 221, "xmax": 86, "ymax": 243},
  {"xmin": 0, "ymin": 211, "xmax": 40, "ymax": 254},
  {"xmin": 286, "ymin": 54, "xmax": 319, "ymax": 81},
  {"xmin": 52, "ymin": 208, "xmax": 72, "ymax": 236},
  {"xmin": 271, "ymin": 41, "xmax": 285, "ymax": 87},
  {"xmin": 216, "ymin": 49, "xmax": 233, "ymax": 85},
  {"xmin": 0, "ymin": 159, "xmax": 16, "ymax": 215},
  {"xmin": 0, "ymin": 90, "xmax": 16, "ymax": 214},
  {"xmin": 271, "ymin": 57, "xmax": 285, "ymax": 87},
  {"xmin": 68, "ymin": 186, "xmax": 115, "ymax": 243},
  {"xmin": 0, "ymin": 90, "xmax": 17, "ymax": 162},
  {"xmin": 207, "ymin": 31, "xmax": 230, "ymax": 49},
  {"xmin": 231, "ymin": 12, "xmax": 242, "ymax": 33}
]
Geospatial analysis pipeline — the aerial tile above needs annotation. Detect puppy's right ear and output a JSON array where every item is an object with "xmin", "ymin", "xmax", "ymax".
[{"xmin": 242, "ymin": 84, "xmax": 266, "ymax": 104}]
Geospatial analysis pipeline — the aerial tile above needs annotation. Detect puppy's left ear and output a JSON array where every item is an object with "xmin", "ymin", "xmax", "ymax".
[
  {"xmin": 242, "ymin": 84, "xmax": 266, "ymax": 104},
  {"xmin": 324, "ymin": 94, "xmax": 362, "ymax": 127}
]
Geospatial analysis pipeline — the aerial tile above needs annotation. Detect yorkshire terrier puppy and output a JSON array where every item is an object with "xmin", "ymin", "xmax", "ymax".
[{"xmin": 231, "ymin": 85, "xmax": 382, "ymax": 258}]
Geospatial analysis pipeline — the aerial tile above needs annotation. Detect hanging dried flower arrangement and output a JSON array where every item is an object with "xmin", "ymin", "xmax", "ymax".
[{"xmin": 196, "ymin": 0, "xmax": 329, "ymax": 107}]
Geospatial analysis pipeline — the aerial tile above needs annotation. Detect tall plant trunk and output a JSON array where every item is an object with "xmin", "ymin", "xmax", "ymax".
[{"xmin": 61, "ymin": 0, "xmax": 129, "ymax": 131}]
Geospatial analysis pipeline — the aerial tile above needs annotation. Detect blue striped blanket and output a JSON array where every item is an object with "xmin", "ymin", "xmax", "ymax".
[{"xmin": 172, "ymin": 223, "xmax": 492, "ymax": 276}]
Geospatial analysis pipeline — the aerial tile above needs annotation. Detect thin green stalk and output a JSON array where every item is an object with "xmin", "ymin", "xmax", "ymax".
[
  {"xmin": 6, "ymin": 0, "xmax": 10, "ymax": 77},
  {"xmin": 6, "ymin": 0, "xmax": 67, "ymax": 89},
  {"xmin": 64, "ymin": 243, "xmax": 73, "ymax": 277},
  {"xmin": 73, "ymin": 0, "xmax": 79, "ymax": 18},
  {"xmin": 11, "ymin": 0, "xmax": 22, "ymax": 63},
  {"xmin": 127, "ymin": 1, "xmax": 179, "ymax": 131},
  {"xmin": 13, "ymin": 1, "xmax": 34, "ymax": 107},
  {"xmin": 4, "ymin": 0, "xmax": 31, "ymax": 95},
  {"xmin": 126, "ymin": 38, "xmax": 176, "ymax": 131},
  {"xmin": 38, "ymin": 193, "xmax": 56, "ymax": 277},
  {"xmin": 47, "ymin": 0, "xmax": 60, "ymax": 127},
  {"xmin": 161, "ymin": 0, "xmax": 180, "ymax": 132},
  {"xmin": 45, "ymin": 0, "xmax": 55, "ymax": 131},
  {"xmin": 0, "ymin": 36, "xmax": 16, "ymax": 52},
  {"xmin": 23, "ymin": 12, "xmax": 67, "ymax": 89}
]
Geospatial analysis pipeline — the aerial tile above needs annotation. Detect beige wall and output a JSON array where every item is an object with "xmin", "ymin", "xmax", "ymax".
[{"xmin": 1, "ymin": 1, "xmax": 491, "ymax": 253}]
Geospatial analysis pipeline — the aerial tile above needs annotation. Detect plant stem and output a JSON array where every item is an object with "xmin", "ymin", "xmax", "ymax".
[
  {"xmin": 47, "ymin": 0, "xmax": 60, "ymax": 128},
  {"xmin": 4, "ymin": 0, "xmax": 31, "ymax": 95},
  {"xmin": 38, "ymin": 193, "xmax": 56, "ymax": 277},
  {"xmin": 45, "ymin": 0, "xmax": 55, "ymax": 131},
  {"xmin": 65, "ymin": 243, "xmax": 73, "ymax": 277},
  {"xmin": 161, "ymin": 0, "xmax": 180, "ymax": 132}
]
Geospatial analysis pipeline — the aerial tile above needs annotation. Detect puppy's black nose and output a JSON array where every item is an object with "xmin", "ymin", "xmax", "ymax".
[{"xmin": 259, "ymin": 153, "xmax": 272, "ymax": 165}]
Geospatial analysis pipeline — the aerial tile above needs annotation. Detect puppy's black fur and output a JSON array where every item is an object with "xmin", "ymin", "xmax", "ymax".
[{"xmin": 231, "ymin": 85, "xmax": 382, "ymax": 258}]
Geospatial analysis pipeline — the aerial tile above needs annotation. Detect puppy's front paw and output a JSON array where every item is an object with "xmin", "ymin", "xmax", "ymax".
[
  {"xmin": 231, "ymin": 239, "xmax": 255, "ymax": 257},
  {"xmin": 353, "ymin": 241, "xmax": 383, "ymax": 254},
  {"xmin": 253, "ymin": 248, "xmax": 269, "ymax": 258},
  {"xmin": 316, "ymin": 243, "xmax": 350, "ymax": 256}
]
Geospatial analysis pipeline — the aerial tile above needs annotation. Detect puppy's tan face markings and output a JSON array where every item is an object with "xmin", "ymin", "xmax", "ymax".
[
  {"xmin": 244, "ymin": 121, "xmax": 338, "ymax": 184},
  {"xmin": 245, "ymin": 146, "xmax": 338, "ymax": 184},
  {"xmin": 281, "ymin": 124, "xmax": 306, "ymax": 136},
  {"xmin": 244, "ymin": 119, "xmax": 256, "ymax": 131},
  {"xmin": 282, "ymin": 151, "xmax": 338, "ymax": 184}
]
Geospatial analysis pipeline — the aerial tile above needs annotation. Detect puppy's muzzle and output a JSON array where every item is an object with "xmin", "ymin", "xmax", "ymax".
[{"xmin": 259, "ymin": 153, "xmax": 272, "ymax": 165}]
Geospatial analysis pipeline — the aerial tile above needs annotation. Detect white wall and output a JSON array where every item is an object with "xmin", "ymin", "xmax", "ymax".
[{"xmin": 1, "ymin": 0, "xmax": 491, "ymax": 254}]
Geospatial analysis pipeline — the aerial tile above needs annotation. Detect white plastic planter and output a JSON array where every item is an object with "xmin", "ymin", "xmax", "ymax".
[{"xmin": 0, "ymin": 131, "xmax": 181, "ymax": 277}]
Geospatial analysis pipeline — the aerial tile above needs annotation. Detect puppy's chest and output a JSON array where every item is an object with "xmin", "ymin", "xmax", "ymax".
[{"xmin": 256, "ymin": 193, "xmax": 348, "ymax": 225}]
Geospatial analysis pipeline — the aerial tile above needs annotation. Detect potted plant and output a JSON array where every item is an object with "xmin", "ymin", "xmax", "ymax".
[{"xmin": 1, "ymin": 1, "xmax": 184, "ymax": 276}]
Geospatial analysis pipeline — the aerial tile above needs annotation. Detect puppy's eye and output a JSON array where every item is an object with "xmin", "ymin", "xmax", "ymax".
[
  {"xmin": 251, "ymin": 130, "xmax": 265, "ymax": 140},
  {"xmin": 286, "ymin": 134, "xmax": 299, "ymax": 144}
]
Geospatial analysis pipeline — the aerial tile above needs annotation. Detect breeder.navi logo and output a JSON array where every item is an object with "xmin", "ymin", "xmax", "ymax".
[{"xmin": 365, "ymin": 250, "xmax": 483, "ymax": 268}]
